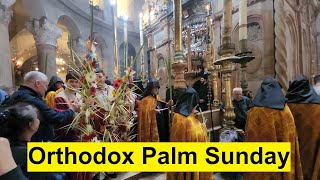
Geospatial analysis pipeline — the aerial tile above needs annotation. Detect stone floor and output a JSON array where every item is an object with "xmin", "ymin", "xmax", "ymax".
[{"xmin": 111, "ymin": 172, "xmax": 243, "ymax": 180}]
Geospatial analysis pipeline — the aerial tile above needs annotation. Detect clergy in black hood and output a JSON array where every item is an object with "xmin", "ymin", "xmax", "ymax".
[
  {"xmin": 252, "ymin": 76, "xmax": 287, "ymax": 110},
  {"xmin": 141, "ymin": 79, "xmax": 160, "ymax": 98},
  {"xmin": 137, "ymin": 79, "xmax": 173, "ymax": 142},
  {"xmin": 244, "ymin": 77, "xmax": 303, "ymax": 180},
  {"xmin": 167, "ymin": 87, "xmax": 213, "ymax": 180},
  {"xmin": 286, "ymin": 75, "xmax": 320, "ymax": 180},
  {"xmin": 286, "ymin": 75, "xmax": 320, "ymax": 104},
  {"xmin": 44, "ymin": 76, "xmax": 64, "ymax": 108},
  {"xmin": 174, "ymin": 87, "xmax": 199, "ymax": 117}
]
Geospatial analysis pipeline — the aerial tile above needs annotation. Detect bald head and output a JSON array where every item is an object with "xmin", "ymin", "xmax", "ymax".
[
  {"xmin": 233, "ymin": 87, "xmax": 243, "ymax": 101},
  {"xmin": 23, "ymin": 71, "xmax": 49, "ymax": 97},
  {"xmin": 24, "ymin": 71, "xmax": 48, "ymax": 83}
]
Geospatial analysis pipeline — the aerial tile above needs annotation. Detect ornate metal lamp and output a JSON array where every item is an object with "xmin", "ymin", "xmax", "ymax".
[{"xmin": 214, "ymin": 0, "xmax": 243, "ymax": 137}]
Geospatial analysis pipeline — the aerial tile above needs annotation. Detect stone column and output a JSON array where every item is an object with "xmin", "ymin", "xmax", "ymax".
[
  {"xmin": 0, "ymin": 0, "xmax": 15, "ymax": 88},
  {"xmin": 274, "ymin": 0, "xmax": 288, "ymax": 90},
  {"xmin": 72, "ymin": 37, "xmax": 87, "ymax": 68},
  {"xmin": 26, "ymin": 17, "xmax": 62, "ymax": 79}
]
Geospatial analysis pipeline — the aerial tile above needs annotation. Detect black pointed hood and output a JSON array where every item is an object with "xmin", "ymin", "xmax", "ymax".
[
  {"xmin": 174, "ymin": 87, "xmax": 199, "ymax": 117},
  {"xmin": 286, "ymin": 75, "xmax": 320, "ymax": 104},
  {"xmin": 253, "ymin": 77, "xmax": 287, "ymax": 110},
  {"xmin": 46, "ymin": 76, "xmax": 63, "ymax": 95},
  {"xmin": 142, "ymin": 79, "xmax": 160, "ymax": 98}
]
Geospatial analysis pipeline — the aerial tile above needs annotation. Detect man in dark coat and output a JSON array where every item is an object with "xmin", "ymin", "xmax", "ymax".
[
  {"xmin": 5, "ymin": 71, "xmax": 79, "ymax": 142},
  {"xmin": 194, "ymin": 74, "xmax": 209, "ymax": 111}
]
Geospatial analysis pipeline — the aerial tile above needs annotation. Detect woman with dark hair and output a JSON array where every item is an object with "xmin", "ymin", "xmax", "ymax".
[
  {"xmin": 0, "ymin": 102, "xmax": 65, "ymax": 179},
  {"xmin": 167, "ymin": 87, "xmax": 213, "ymax": 180}
]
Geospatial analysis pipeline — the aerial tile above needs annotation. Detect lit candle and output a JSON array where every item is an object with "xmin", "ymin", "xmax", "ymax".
[{"xmin": 239, "ymin": 0, "xmax": 248, "ymax": 41}]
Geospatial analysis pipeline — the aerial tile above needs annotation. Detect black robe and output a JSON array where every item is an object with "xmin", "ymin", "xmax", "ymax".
[{"xmin": 156, "ymin": 99, "xmax": 170, "ymax": 142}]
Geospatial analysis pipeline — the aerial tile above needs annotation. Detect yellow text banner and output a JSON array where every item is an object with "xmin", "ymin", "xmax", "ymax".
[{"xmin": 27, "ymin": 142, "xmax": 291, "ymax": 172}]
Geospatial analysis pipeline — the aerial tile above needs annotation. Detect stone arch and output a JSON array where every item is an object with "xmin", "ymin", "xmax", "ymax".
[
  {"xmin": 57, "ymin": 15, "xmax": 81, "ymax": 40},
  {"xmin": 285, "ymin": 13, "xmax": 299, "ymax": 81},
  {"xmin": 92, "ymin": 32, "xmax": 107, "ymax": 49},
  {"xmin": 20, "ymin": 56, "xmax": 38, "ymax": 76},
  {"xmin": 119, "ymin": 42, "xmax": 136, "ymax": 76},
  {"xmin": 10, "ymin": 29, "xmax": 36, "ymax": 66},
  {"xmin": 10, "ymin": 29, "xmax": 37, "ymax": 85},
  {"xmin": 9, "ymin": 0, "xmax": 33, "ymax": 40}
]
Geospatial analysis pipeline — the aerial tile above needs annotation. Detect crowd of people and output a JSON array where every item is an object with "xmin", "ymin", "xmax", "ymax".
[{"xmin": 0, "ymin": 70, "xmax": 319, "ymax": 180}]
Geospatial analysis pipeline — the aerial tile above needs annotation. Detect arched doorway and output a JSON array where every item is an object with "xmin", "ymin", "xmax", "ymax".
[{"xmin": 56, "ymin": 15, "xmax": 81, "ymax": 80}]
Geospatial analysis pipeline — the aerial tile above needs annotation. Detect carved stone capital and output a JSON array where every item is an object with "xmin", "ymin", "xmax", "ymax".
[
  {"xmin": 25, "ymin": 17, "xmax": 62, "ymax": 46},
  {"xmin": 0, "ymin": 4, "xmax": 12, "ymax": 26}
]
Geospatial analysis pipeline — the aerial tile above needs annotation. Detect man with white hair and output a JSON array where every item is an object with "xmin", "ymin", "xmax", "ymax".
[
  {"xmin": 4, "ymin": 71, "xmax": 79, "ymax": 142},
  {"xmin": 231, "ymin": 87, "xmax": 252, "ymax": 130}
]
